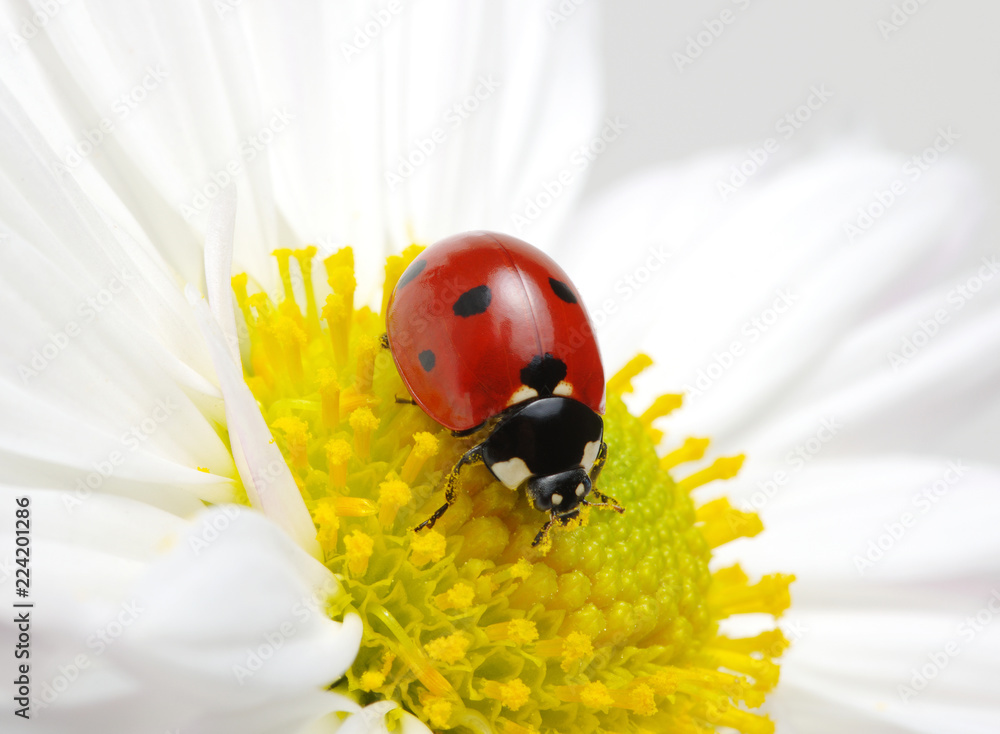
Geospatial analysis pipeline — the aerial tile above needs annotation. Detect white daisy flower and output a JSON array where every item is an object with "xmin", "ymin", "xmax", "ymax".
[{"xmin": 1, "ymin": 1, "xmax": 997, "ymax": 733}]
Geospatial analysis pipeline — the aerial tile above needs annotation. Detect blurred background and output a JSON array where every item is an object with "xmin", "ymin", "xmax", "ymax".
[{"xmin": 588, "ymin": 0, "xmax": 1000, "ymax": 242}]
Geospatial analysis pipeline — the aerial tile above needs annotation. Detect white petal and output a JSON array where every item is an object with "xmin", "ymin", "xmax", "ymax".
[
  {"xmin": 557, "ymin": 144, "xmax": 990, "ymax": 462},
  {"xmin": 204, "ymin": 183, "xmax": 241, "ymax": 367},
  {"xmin": 188, "ymin": 286, "xmax": 321, "ymax": 558},
  {"xmin": 770, "ymin": 607, "xmax": 1000, "ymax": 734},
  {"xmin": 713, "ymin": 456, "xmax": 1000, "ymax": 590},
  {"xmin": 712, "ymin": 456, "xmax": 1000, "ymax": 732},
  {"xmin": 0, "ymin": 488, "xmax": 360, "ymax": 734},
  {"xmin": 304, "ymin": 702, "xmax": 432, "ymax": 734},
  {"xmin": 0, "ymin": 83, "xmax": 236, "ymax": 512},
  {"xmin": 0, "ymin": 0, "xmax": 603, "ymax": 303}
]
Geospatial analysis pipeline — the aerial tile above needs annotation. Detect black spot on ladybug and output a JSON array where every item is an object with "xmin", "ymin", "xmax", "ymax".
[
  {"xmin": 453, "ymin": 285, "xmax": 492, "ymax": 317},
  {"xmin": 418, "ymin": 349, "xmax": 436, "ymax": 371},
  {"xmin": 549, "ymin": 278, "xmax": 577, "ymax": 304},
  {"xmin": 521, "ymin": 353, "xmax": 567, "ymax": 395},
  {"xmin": 395, "ymin": 258, "xmax": 427, "ymax": 291}
]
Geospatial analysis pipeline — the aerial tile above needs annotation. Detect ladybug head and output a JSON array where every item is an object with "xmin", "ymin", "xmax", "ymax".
[
  {"xmin": 527, "ymin": 467, "xmax": 591, "ymax": 516},
  {"xmin": 526, "ymin": 465, "xmax": 624, "ymax": 547}
]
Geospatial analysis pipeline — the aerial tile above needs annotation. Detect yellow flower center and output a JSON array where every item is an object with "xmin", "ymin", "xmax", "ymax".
[{"xmin": 234, "ymin": 245, "xmax": 793, "ymax": 733}]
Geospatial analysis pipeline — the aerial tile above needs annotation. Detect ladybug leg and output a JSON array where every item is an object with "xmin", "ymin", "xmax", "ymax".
[
  {"xmin": 532, "ymin": 510, "xmax": 584, "ymax": 547},
  {"xmin": 586, "ymin": 442, "xmax": 624, "ymax": 514},
  {"xmin": 414, "ymin": 444, "xmax": 485, "ymax": 533},
  {"xmin": 394, "ymin": 396, "xmax": 418, "ymax": 405},
  {"xmin": 532, "ymin": 517, "xmax": 557, "ymax": 547}
]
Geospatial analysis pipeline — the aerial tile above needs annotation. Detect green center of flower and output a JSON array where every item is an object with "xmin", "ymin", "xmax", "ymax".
[{"xmin": 234, "ymin": 246, "xmax": 793, "ymax": 734}]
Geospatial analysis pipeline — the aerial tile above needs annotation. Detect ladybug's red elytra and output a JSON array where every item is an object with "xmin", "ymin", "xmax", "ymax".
[{"xmin": 383, "ymin": 231, "xmax": 623, "ymax": 546}]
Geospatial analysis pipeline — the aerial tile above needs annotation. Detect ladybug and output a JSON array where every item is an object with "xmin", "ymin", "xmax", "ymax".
[{"xmin": 383, "ymin": 231, "xmax": 623, "ymax": 546}]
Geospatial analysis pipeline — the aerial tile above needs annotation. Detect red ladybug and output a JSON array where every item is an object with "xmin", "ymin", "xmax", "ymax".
[{"xmin": 384, "ymin": 231, "xmax": 623, "ymax": 546}]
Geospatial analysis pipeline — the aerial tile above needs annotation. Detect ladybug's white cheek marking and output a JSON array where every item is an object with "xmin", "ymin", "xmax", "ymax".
[
  {"xmin": 552, "ymin": 493, "xmax": 563, "ymax": 506},
  {"xmin": 575, "ymin": 483, "xmax": 586, "ymax": 497},
  {"xmin": 507, "ymin": 385, "xmax": 539, "ymax": 406},
  {"xmin": 490, "ymin": 457, "xmax": 532, "ymax": 489},
  {"xmin": 581, "ymin": 440, "xmax": 601, "ymax": 472},
  {"xmin": 553, "ymin": 380, "xmax": 573, "ymax": 397}
]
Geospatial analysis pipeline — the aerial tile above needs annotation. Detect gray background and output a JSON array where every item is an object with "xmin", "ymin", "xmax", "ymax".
[{"xmin": 589, "ymin": 0, "xmax": 1000, "ymax": 239}]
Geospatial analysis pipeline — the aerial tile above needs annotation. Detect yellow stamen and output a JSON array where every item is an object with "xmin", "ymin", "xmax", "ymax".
[
  {"xmin": 400, "ymin": 431, "xmax": 439, "ymax": 484},
  {"xmin": 714, "ymin": 630, "xmax": 790, "ymax": 658},
  {"xmin": 293, "ymin": 246, "xmax": 321, "ymax": 338},
  {"xmin": 660, "ymin": 436, "xmax": 711, "ymax": 469},
  {"xmin": 312, "ymin": 497, "xmax": 340, "ymax": 552},
  {"xmin": 696, "ymin": 497, "xmax": 764, "ymax": 548},
  {"xmin": 343, "ymin": 530, "xmax": 373, "ymax": 576},
  {"xmin": 422, "ymin": 697, "xmax": 453, "ymax": 730},
  {"xmin": 318, "ymin": 368, "xmax": 341, "ymax": 428},
  {"xmin": 349, "ymin": 407, "xmax": 379, "ymax": 460},
  {"xmin": 322, "ymin": 247, "xmax": 355, "ymax": 368},
  {"xmin": 607, "ymin": 353, "xmax": 652, "ymax": 394},
  {"xmin": 640, "ymin": 393, "xmax": 684, "ymax": 425},
  {"xmin": 678, "ymin": 455, "xmax": 746, "ymax": 493},
  {"xmin": 331, "ymin": 496, "xmax": 377, "ymax": 517},
  {"xmin": 359, "ymin": 652, "xmax": 395, "ymax": 692},
  {"xmin": 535, "ymin": 631, "xmax": 595, "ymax": 672},
  {"xmin": 709, "ymin": 565, "xmax": 795, "ymax": 619},
  {"xmin": 435, "ymin": 582, "xmax": 475, "ymax": 611},
  {"xmin": 381, "ymin": 244, "xmax": 425, "ymax": 316},
  {"xmin": 271, "ymin": 416, "xmax": 310, "ymax": 470},
  {"xmin": 696, "ymin": 646, "xmax": 781, "ymax": 691},
  {"xmin": 324, "ymin": 438, "xmax": 352, "ymax": 490},
  {"xmin": 482, "ymin": 678, "xmax": 531, "ymax": 711},
  {"xmin": 497, "ymin": 719, "xmax": 539, "ymax": 734},
  {"xmin": 409, "ymin": 529, "xmax": 447, "ymax": 567},
  {"xmin": 377, "ymin": 475, "xmax": 412, "ymax": 528},
  {"xmin": 485, "ymin": 618, "xmax": 538, "ymax": 645},
  {"xmin": 355, "ymin": 334, "xmax": 379, "ymax": 395},
  {"xmin": 273, "ymin": 248, "xmax": 301, "ymax": 318},
  {"xmin": 425, "ymin": 633, "xmax": 470, "ymax": 665},
  {"xmin": 273, "ymin": 314, "xmax": 306, "ymax": 387}
]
